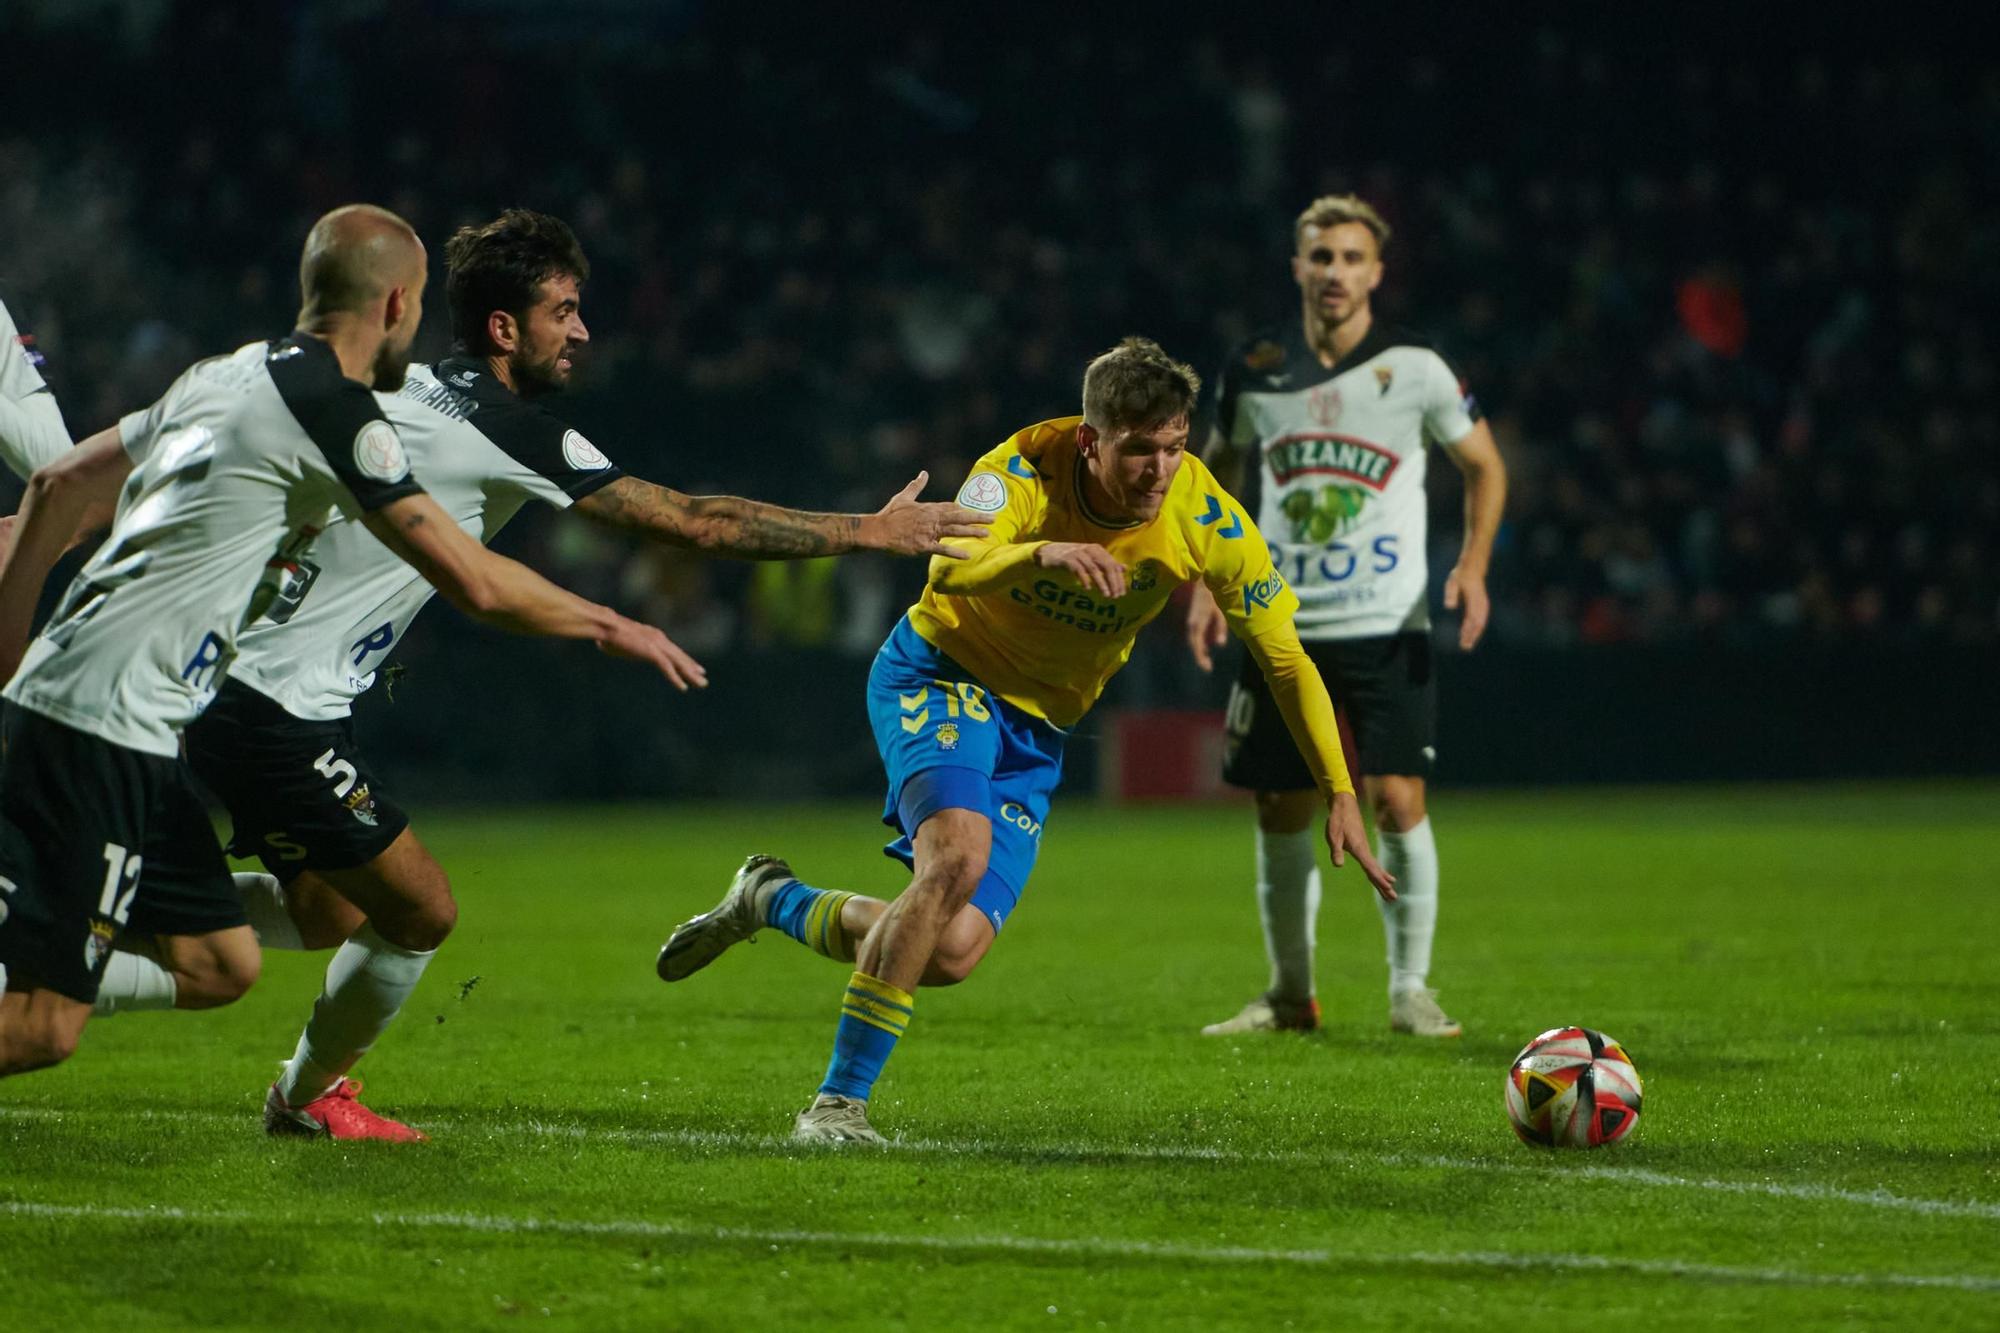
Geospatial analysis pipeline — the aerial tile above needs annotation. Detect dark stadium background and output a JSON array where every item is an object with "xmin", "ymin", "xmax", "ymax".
[{"xmin": 3, "ymin": 2, "xmax": 1994, "ymax": 797}]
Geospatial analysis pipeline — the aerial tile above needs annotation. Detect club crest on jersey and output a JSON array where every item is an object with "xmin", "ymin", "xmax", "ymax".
[
  {"xmin": 352, "ymin": 421, "xmax": 409, "ymax": 483},
  {"xmin": 344, "ymin": 783, "xmax": 380, "ymax": 827},
  {"xmin": 15, "ymin": 333, "xmax": 46, "ymax": 372},
  {"xmin": 956, "ymin": 472, "xmax": 1008, "ymax": 513},
  {"xmin": 1307, "ymin": 384, "xmax": 1342, "ymax": 428},
  {"xmin": 1374, "ymin": 366, "xmax": 1394, "ymax": 396},
  {"xmin": 562, "ymin": 429, "xmax": 611, "ymax": 471},
  {"xmin": 1127, "ymin": 560, "xmax": 1160, "ymax": 593},
  {"xmin": 85, "ymin": 919, "xmax": 117, "ymax": 973},
  {"xmin": 935, "ymin": 722, "xmax": 961, "ymax": 751}
]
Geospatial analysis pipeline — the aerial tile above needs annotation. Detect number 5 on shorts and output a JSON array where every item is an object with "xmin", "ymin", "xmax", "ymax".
[{"xmin": 313, "ymin": 747, "xmax": 358, "ymax": 798}]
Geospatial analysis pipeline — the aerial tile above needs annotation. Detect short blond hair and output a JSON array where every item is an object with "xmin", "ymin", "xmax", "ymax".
[
  {"xmin": 1081, "ymin": 337, "xmax": 1201, "ymax": 434},
  {"xmin": 1294, "ymin": 193, "xmax": 1391, "ymax": 252}
]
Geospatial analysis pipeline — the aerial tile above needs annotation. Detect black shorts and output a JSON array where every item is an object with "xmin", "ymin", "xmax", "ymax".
[
  {"xmin": 0, "ymin": 706, "xmax": 242, "ymax": 1003},
  {"xmin": 1222, "ymin": 631, "xmax": 1436, "ymax": 792},
  {"xmin": 183, "ymin": 679, "xmax": 408, "ymax": 881}
]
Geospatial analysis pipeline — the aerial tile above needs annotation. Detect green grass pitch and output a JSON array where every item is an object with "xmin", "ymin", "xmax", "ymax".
[{"xmin": 3, "ymin": 783, "xmax": 1997, "ymax": 1329}]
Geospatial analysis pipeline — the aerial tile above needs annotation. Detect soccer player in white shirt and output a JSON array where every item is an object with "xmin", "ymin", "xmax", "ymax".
[
  {"xmin": 0, "ymin": 211, "xmax": 988, "ymax": 1138},
  {"xmin": 1188, "ymin": 194, "xmax": 1507, "ymax": 1039},
  {"xmin": 0, "ymin": 205, "xmax": 697, "ymax": 1080},
  {"xmin": 0, "ymin": 294, "xmax": 70, "ymax": 483}
]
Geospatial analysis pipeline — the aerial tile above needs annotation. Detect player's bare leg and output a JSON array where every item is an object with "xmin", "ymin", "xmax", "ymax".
[
  {"xmin": 1203, "ymin": 788, "xmax": 1324, "ymax": 1036},
  {"xmin": 851, "ymin": 898, "xmax": 993, "ymax": 986},
  {"xmin": 1369, "ymin": 774, "xmax": 1456, "ymax": 1036},
  {"xmin": 659, "ymin": 859, "xmax": 994, "ymax": 987},
  {"xmin": 92, "ymin": 926, "xmax": 262, "ymax": 1015},
  {"xmin": 263, "ymin": 828, "xmax": 451, "ymax": 1142},
  {"xmin": 0, "ymin": 985, "xmax": 92, "ymax": 1077},
  {"xmin": 93, "ymin": 872, "xmax": 360, "ymax": 1015},
  {"xmin": 246, "ymin": 870, "xmax": 366, "ymax": 951},
  {"xmin": 854, "ymin": 809, "xmax": 989, "ymax": 989},
  {"xmin": 796, "ymin": 808, "xmax": 991, "ymax": 1144}
]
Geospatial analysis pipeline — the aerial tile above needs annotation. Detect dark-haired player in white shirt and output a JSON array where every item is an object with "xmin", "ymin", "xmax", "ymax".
[
  {"xmin": 1189, "ymin": 194, "xmax": 1506, "ymax": 1040},
  {"xmin": 0, "ymin": 205, "xmax": 696, "ymax": 1081},
  {"xmin": 25, "ymin": 209, "xmax": 987, "ymax": 1140}
]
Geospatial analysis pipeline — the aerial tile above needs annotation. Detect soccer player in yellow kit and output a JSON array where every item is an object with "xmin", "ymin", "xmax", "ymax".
[{"xmin": 658, "ymin": 338, "xmax": 1393, "ymax": 1142}]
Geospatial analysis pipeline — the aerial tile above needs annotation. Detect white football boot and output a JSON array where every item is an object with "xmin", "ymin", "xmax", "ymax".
[
  {"xmin": 1389, "ymin": 988, "xmax": 1463, "ymax": 1037},
  {"xmin": 656, "ymin": 854, "xmax": 794, "ymax": 982},
  {"xmin": 1200, "ymin": 992, "xmax": 1322, "ymax": 1036},
  {"xmin": 793, "ymin": 1093, "xmax": 884, "ymax": 1145}
]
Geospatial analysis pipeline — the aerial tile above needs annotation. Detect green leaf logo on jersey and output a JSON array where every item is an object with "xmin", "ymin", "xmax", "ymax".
[{"xmin": 1281, "ymin": 484, "xmax": 1371, "ymax": 543}]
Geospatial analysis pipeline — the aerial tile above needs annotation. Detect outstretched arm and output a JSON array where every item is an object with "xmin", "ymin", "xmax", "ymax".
[
  {"xmin": 0, "ymin": 427, "xmax": 132, "ymax": 676},
  {"xmin": 360, "ymin": 493, "xmax": 707, "ymax": 690},
  {"xmin": 573, "ymin": 471, "xmax": 991, "ymax": 560},
  {"xmin": 1241, "ymin": 620, "xmax": 1395, "ymax": 901}
]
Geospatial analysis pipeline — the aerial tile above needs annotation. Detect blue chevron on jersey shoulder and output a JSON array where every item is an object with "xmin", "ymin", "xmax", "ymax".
[
  {"xmin": 1006, "ymin": 455, "xmax": 1036, "ymax": 479},
  {"xmin": 1195, "ymin": 493, "xmax": 1245, "ymax": 538}
]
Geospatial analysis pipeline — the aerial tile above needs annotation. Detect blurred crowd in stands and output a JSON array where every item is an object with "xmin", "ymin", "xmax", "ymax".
[{"xmin": 4, "ymin": 5, "xmax": 1995, "ymax": 659}]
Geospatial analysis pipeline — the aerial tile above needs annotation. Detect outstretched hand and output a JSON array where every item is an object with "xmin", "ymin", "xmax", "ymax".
[
  {"xmin": 869, "ymin": 471, "xmax": 996, "ymax": 557},
  {"xmin": 598, "ymin": 615, "xmax": 709, "ymax": 691},
  {"xmin": 1326, "ymin": 790, "xmax": 1396, "ymax": 901},
  {"xmin": 1184, "ymin": 580, "xmax": 1228, "ymax": 672}
]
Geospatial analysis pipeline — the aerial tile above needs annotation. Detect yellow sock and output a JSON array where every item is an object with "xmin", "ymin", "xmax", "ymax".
[{"xmin": 801, "ymin": 890, "xmax": 857, "ymax": 962}]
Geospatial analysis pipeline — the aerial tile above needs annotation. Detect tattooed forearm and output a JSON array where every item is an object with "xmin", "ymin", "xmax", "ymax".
[{"xmin": 578, "ymin": 477, "xmax": 862, "ymax": 559}]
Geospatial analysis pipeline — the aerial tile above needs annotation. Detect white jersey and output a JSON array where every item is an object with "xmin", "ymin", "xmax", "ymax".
[
  {"xmin": 1216, "ymin": 323, "xmax": 1479, "ymax": 640},
  {"xmin": 2, "ymin": 337, "xmax": 425, "ymax": 757},
  {"xmin": 226, "ymin": 356, "xmax": 622, "ymax": 720},
  {"xmin": 0, "ymin": 293, "xmax": 73, "ymax": 478}
]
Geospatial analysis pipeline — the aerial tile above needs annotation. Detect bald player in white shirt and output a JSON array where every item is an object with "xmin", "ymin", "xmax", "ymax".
[{"xmin": 0, "ymin": 205, "xmax": 698, "ymax": 1081}]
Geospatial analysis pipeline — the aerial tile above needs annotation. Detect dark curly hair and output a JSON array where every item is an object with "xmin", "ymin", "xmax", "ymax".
[{"xmin": 444, "ymin": 209, "xmax": 591, "ymax": 355}]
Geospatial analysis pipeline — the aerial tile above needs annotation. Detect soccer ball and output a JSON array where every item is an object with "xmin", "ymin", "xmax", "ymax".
[{"xmin": 1504, "ymin": 1026, "xmax": 1643, "ymax": 1148}]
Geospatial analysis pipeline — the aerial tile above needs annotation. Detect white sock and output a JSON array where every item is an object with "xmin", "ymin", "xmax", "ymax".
[
  {"xmin": 92, "ymin": 949, "xmax": 179, "ymax": 1015},
  {"xmin": 275, "ymin": 923, "xmax": 433, "ymax": 1106},
  {"xmin": 1255, "ymin": 825, "xmax": 1321, "ymax": 1002},
  {"xmin": 1377, "ymin": 816, "xmax": 1439, "ymax": 996},
  {"xmin": 235, "ymin": 872, "xmax": 305, "ymax": 951}
]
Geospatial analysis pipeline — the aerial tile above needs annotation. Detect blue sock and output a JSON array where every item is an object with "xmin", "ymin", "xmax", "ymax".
[
  {"xmin": 818, "ymin": 972, "xmax": 915, "ymax": 1100},
  {"xmin": 765, "ymin": 881, "xmax": 858, "ymax": 961}
]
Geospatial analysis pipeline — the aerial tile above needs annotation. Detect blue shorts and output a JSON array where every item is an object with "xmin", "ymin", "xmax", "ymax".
[{"xmin": 866, "ymin": 617, "xmax": 1066, "ymax": 934}]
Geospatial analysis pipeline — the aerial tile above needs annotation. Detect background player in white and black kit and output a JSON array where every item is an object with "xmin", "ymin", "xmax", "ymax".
[
  {"xmin": 0, "ymin": 295, "xmax": 70, "ymax": 485},
  {"xmin": 0, "ymin": 205, "xmax": 694, "ymax": 1078},
  {"xmin": 1187, "ymin": 194, "xmax": 1507, "ymax": 1039},
  {"xmin": 67, "ymin": 210, "xmax": 989, "ymax": 1140}
]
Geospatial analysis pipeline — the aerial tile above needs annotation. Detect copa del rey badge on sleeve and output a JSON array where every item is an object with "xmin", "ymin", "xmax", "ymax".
[{"xmin": 956, "ymin": 472, "xmax": 1008, "ymax": 512}]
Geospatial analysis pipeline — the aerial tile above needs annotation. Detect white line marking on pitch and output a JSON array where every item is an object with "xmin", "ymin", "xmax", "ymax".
[
  {"xmin": 1, "ymin": 1199, "xmax": 1995, "ymax": 1294},
  {"xmin": 4, "ymin": 1104, "xmax": 1997, "ymax": 1222}
]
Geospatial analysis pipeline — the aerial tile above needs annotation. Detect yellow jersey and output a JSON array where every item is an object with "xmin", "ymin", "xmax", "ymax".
[{"xmin": 908, "ymin": 416, "xmax": 1354, "ymax": 797}]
